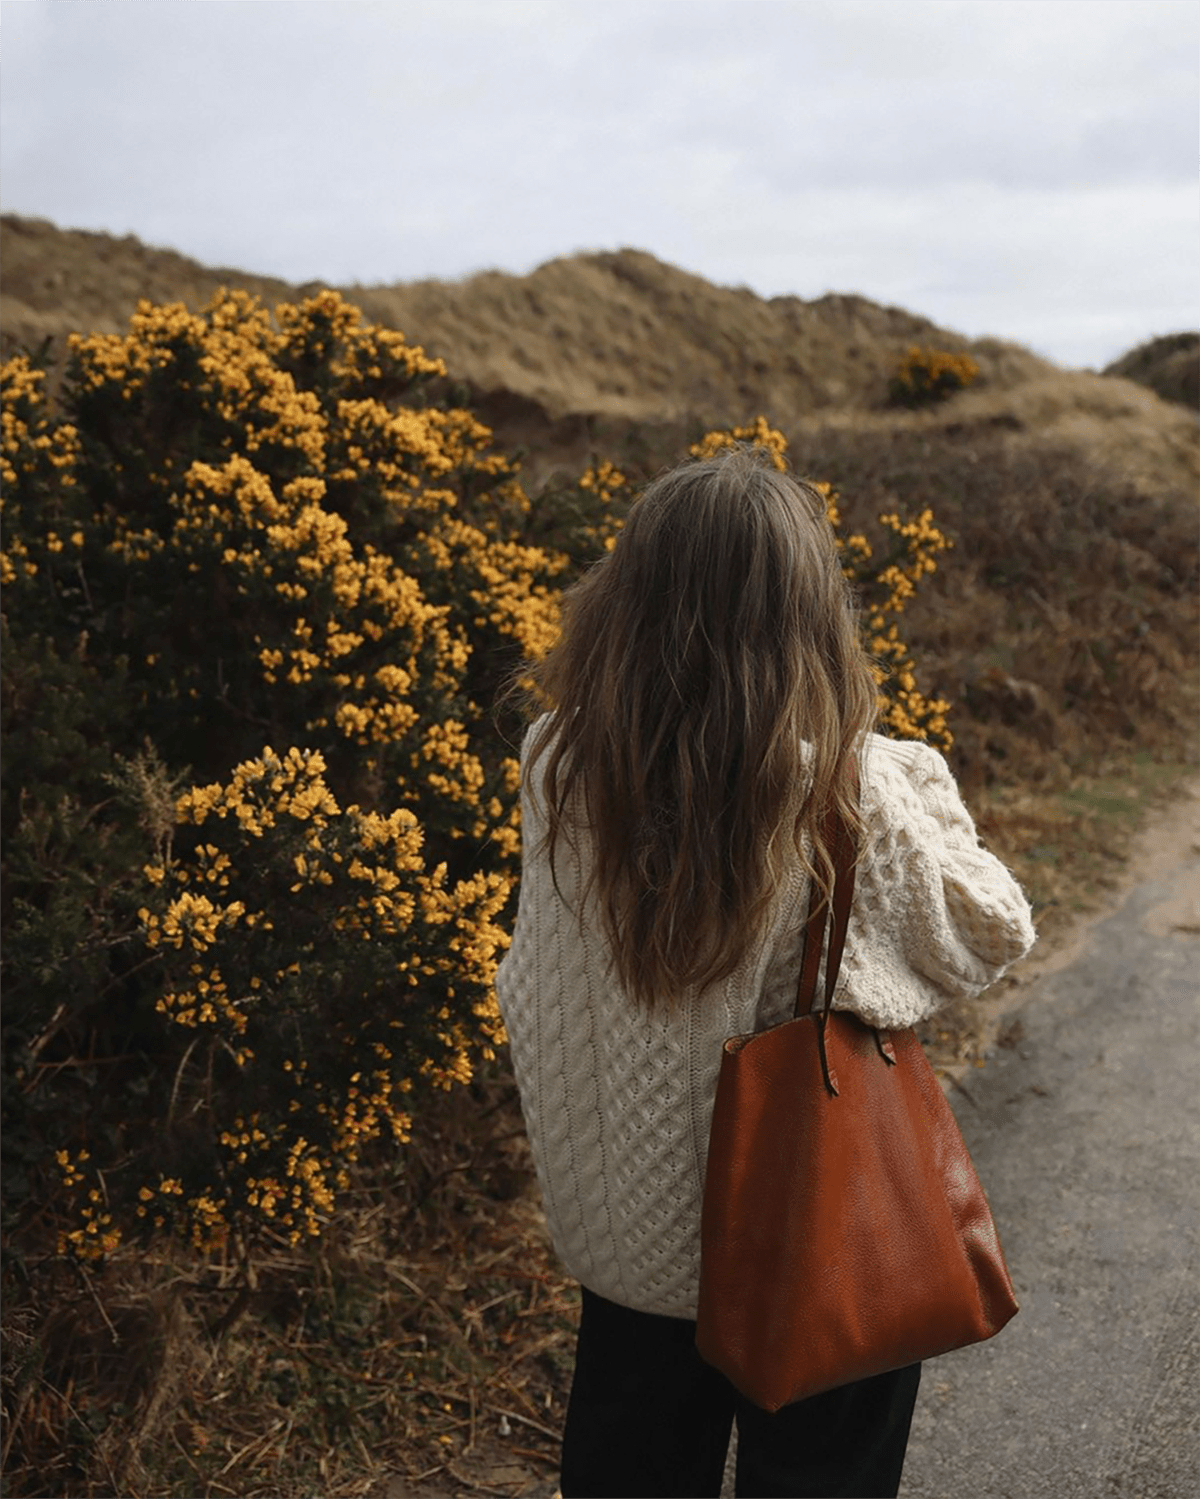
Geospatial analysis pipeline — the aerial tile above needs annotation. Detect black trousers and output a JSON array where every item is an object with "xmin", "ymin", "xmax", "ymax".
[{"xmin": 561, "ymin": 1287, "xmax": 921, "ymax": 1499}]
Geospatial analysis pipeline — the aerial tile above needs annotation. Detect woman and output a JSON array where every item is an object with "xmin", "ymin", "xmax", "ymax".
[{"xmin": 495, "ymin": 445, "xmax": 1036, "ymax": 1498}]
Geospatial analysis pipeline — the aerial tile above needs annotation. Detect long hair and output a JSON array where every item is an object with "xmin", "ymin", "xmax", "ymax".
[{"xmin": 523, "ymin": 444, "xmax": 878, "ymax": 1009}]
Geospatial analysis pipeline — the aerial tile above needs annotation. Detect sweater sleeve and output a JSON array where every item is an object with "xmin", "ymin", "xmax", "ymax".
[{"xmin": 834, "ymin": 735, "xmax": 1037, "ymax": 1030}]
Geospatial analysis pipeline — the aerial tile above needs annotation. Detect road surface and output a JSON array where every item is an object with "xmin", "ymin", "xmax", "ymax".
[{"xmin": 901, "ymin": 787, "xmax": 1200, "ymax": 1499}]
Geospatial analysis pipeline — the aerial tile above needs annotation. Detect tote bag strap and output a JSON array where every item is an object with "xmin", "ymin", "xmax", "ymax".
[
  {"xmin": 792, "ymin": 802, "xmax": 856, "ymax": 1026},
  {"xmin": 792, "ymin": 774, "xmax": 896, "ymax": 1095}
]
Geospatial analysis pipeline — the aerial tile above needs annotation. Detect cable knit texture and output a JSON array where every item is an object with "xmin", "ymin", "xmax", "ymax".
[{"xmin": 494, "ymin": 724, "xmax": 1037, "ymax": 1319}]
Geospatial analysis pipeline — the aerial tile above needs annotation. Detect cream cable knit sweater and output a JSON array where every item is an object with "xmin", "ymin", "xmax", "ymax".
[{"xmin": 494, "ymin": 725, "xmax": 1036, "ymax": 1320}]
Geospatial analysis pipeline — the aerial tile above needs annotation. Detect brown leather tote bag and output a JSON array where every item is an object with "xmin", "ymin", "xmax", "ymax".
[{"xmin": 695, "ymin": 805, "xmax": 1019, "ymax": 1412}]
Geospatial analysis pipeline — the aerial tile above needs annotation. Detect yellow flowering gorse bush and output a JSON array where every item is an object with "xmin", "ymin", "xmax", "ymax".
[
  {"xmin": 691, "ymin": 419, "xmax": 951, "ymax": 746},
  {"xmin": 3, "ymin": 294, "xmax": 953, "ymax": 1266},
  {"xmin": 888, "ymin": 345, "xmax": 980, "ymax": 408},
  {"xmin": 1, "ymin": 290, "xmax": 559, "ymax": 1259},
  {"xmin": 125, "ymin": 745, "xmax": 510, "ymax": 1253}
]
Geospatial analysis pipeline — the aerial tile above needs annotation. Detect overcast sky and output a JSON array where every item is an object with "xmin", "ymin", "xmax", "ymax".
[{"xmin": 1, "ymin": 0, "xmax": 1196, "ymax": 369}]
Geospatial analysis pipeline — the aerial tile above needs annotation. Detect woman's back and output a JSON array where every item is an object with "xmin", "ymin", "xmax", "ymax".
[{"xmin": 496, "ymin": 725, "xmax": 1035, "ymax": 1318}]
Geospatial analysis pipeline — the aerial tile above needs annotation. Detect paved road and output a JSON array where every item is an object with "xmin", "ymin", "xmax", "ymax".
[{"xmin": 901, "ymin": 816, "xmax": 1200, "ymax": 1499}]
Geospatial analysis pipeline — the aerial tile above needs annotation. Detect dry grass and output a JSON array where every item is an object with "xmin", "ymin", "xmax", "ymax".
[
  {"xmin": 3, "ymin": 1075, "xmax": 574, "ymax": 1499},
  {"xmin": 351, "ymin": 256, "xmax": 1004, "ymax": 423},
  {"xmin": 4, "ymin": 216, "xmax": 1188, "ymax": 437},
  {"xmin": 0, "ymin": 216, "xmax": 296, "ymax": 359},
  {"xmin": 1, "ymin": 216, "xmax": 1055, "ymax": 425},
  {"xmin": 784, "ymin": 405, "xmax": 1199, "ymax": 799},
  {"xmin": 1, "ymin": 212, "xmax": 1197, "ymax": 1498}
]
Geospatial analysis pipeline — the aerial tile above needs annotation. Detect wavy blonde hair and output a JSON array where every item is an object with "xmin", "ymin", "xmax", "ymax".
[{"xmin": 523, "ymin": 444, "xmax": 878, "ymax": 1009}]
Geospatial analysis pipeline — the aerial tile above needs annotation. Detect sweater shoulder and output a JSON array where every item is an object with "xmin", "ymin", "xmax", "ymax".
[
  {"xmin": 860, "ymin": 732, "xmax": 962, "ymax": 805},
  {"xmin": 861, "ymin": 731, "xmax": 945, "ymax": 777}
]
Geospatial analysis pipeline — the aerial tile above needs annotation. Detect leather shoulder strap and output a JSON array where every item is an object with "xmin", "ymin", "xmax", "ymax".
[
  {"xmin": 821, "ymin": 815, "xmax": 857, "ymax": 1022},
  {"xmin": 792, "ymin": 790, "xmax": 858, "ymax": 1023}
]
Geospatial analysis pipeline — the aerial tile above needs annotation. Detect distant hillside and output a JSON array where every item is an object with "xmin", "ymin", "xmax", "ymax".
[
  {"xmin": 349, "ymin": 251, "xmax": 1056, "ymax": 419},
  {"xmin": 0, "ymin": 214, "xmax": 1162, "ymax": 416},
  {"xmin": 1, "ymin": 216, "xmax": 1053, "ymax": 420},
  {"xmin": 1103, "ymin": 332, "xmax": 1199, "ymax": 410},
  {"xmin": 0, "ymin": 215, "xmax": 296, "ymax": 360},
  {"xmin": 4, "ymin": 213, "xmax": 1194, "ymax": 480}
]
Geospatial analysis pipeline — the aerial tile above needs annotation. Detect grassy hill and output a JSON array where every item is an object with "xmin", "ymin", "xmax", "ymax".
[{"xmin": 1102, "ymin": 331, "xmax": 1199, "ymax": 409}]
